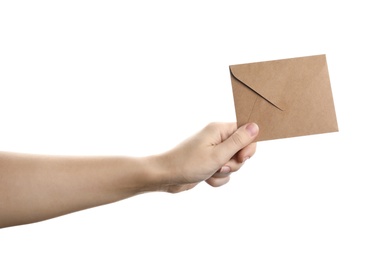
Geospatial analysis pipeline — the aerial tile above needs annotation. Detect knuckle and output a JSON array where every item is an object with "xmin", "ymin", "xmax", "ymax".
[
  {"xmin": 231, "ymin": 132, "xmax": 245, "ymax": 148},
  {"xmin": 205, "ymin": 122, "xmax": 220, "ymax": 132}
]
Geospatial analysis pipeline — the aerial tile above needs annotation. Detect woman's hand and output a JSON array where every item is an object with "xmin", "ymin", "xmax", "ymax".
[{"xmin": 155, "ymin": 122, "xmax": 259, "ymax": 193}]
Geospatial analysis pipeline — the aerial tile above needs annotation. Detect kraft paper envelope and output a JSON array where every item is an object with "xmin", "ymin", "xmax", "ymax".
[{"xmin": 230, "ymin": 54, "xmax": 338, "ymax": 142}]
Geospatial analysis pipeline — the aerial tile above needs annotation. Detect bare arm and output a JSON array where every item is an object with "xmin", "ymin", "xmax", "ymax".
[
  {"xmin": 0, "ymin": 122, "xmax": 258, "ymax": 228},
  {"xmin": 0, "ymin": 153, "xmax": 160, "ymax": 227}
]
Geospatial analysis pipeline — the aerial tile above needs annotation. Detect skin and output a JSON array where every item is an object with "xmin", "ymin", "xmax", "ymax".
[{"xmin": 0, "ymin": 122, "xmax": 259, "ymax": 228}]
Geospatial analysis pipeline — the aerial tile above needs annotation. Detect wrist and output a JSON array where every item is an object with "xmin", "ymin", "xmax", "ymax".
[
  {"xmin": 121, "ymin": 154, "xmax": 171, "ymax": 194},
  {"xmin": 139, "ymin": 154, "xmax": 173, "ymax": 192}
]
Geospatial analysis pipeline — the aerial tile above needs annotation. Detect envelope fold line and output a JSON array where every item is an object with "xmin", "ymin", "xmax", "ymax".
[
  {"xmin": 247, "ymin": 96, "xmax": 258, "ymax": 122},
  {"xmin": 229, "ymin": 68, "xmax": 283, "ymax": 111}
]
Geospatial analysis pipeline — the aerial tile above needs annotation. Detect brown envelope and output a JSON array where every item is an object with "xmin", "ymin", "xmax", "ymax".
[{"xmin": 230, "ymin": 54, "xmax": 338, "ymax": 142}]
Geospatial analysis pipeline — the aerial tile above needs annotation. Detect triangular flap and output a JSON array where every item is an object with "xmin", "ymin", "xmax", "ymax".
[
  {"xmin": 229, "ymin": 55, "xmax": 328, "ymax": 112},
  {"xmin": 229, "ymin": 64, "xmax": 284, "ymax": 111}
]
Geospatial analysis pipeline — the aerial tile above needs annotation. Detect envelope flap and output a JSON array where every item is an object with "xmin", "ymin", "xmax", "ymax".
[
  {"xmin": 230, "ymin": 61, "xmax": 290, "ymax": 111},
  {"xmin": 229, "ymin": 54, "xmax": 338, "ymax": 142}
]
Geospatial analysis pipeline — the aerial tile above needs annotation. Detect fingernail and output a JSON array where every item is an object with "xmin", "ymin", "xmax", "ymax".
[
  {"xmin": 245, "ymin": 123, "xmax": 259, "ymax": 137},
  {"xmin": 220, "ymin": 166, "xmax": 231, "ymax": 174},
  {"xmin": 243, "ymin": 156, "xmax": 250, "ymax": 163}
]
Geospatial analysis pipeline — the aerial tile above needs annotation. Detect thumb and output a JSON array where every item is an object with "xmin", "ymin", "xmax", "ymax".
[{"xmin": 215, "ymin": 123, "xmax": 259, "ymax": 161}]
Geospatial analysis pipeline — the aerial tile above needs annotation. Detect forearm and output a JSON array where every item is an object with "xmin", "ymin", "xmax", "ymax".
[
  {"xmin": 0, "ymin": 122, "xmax": 259, "ymax": 228},
  {"xmin": 0, "ymin": 152, "xmax": 161, "ymax": 228}
]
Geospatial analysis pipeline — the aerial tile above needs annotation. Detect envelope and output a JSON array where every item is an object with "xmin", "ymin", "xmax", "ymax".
[{"xmin": 230, "ymin": 54, "xmax": 338, "ymax": 142}]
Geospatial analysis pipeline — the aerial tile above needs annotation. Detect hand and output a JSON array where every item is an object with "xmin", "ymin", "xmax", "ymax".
[
  {"xmin": 156, "ymin": 122, "xmax": 259, "ymax": 193},
  {"xmin": 0, "ymin": 122, "xmax": 258, "ymax": 227}
]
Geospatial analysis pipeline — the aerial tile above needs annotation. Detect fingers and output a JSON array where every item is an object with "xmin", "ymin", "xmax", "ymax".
[
  {"xmin": 207, "ymin": 124, "xmax": 259, "ymax": 188},
  {"xmin": 235, "ymin": 142, "xmax": 257, "ymax": 163},
  {"xmin": 212, "ymin": 165, "xmax": 233, "ymax": 178},
  {"xmin": 211, "ymin": 143, "xmax": 256, "ymax": 179},
  {"xmin": 206, "ymin": 175, "xmax": 230, "ymax": 187},
  {"xmin": 211, "ymin": 142, "xmax": 256, "ymax": 176},
  {"xmin": 214, "ymin": 123, "xmax": 259, "ymax": 163}
]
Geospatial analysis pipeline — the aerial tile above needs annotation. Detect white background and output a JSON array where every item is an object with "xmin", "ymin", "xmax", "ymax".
[{"xmin": 1, "ymin": 1, "xmax": 388, "ymax": 259}]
